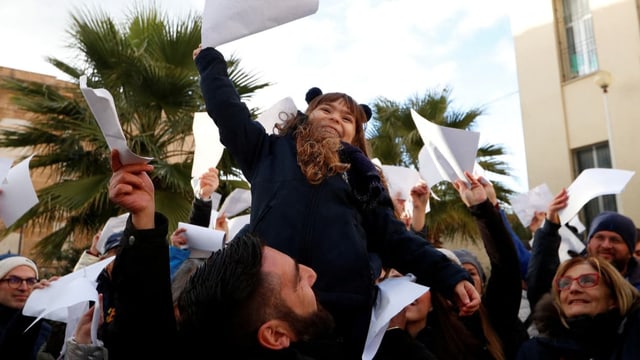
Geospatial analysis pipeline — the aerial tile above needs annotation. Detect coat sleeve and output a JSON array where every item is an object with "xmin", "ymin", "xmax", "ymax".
[
  {"xmin": 526, "ymin": 219, "xmax": 562, "ymax": 312},
  {"xmin": 194, "ymin": 47, "xmax": 269, "ymax": 181}
]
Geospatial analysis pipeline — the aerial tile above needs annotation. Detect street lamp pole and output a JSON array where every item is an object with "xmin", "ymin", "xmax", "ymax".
[
  {"xmin": 594, "ymin": 70, "xmax": 622, "ymax": 212},
  {"xmin": 594, "ymin": 70, "xmax": 615, "ymax": 168}
]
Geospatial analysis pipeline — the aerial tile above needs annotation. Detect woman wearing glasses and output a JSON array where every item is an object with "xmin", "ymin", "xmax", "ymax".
[{"xmin": 517, "ymin": 256, "xmax": 640, "ymax": 359}]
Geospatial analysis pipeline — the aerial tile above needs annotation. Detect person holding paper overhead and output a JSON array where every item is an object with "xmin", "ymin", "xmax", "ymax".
[
  {"xmin": 193, "ymin": 45, "xmax": 479, "ymax": 358},
  {"xmin": 527, "ymin": 188, "xmax": 640, "ymax": 313}
]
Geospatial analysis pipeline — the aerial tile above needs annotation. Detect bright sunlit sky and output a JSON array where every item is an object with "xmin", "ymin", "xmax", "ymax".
[{"xmin": 0, "ymin": 0, "xmax": 529, "ymax": 193}]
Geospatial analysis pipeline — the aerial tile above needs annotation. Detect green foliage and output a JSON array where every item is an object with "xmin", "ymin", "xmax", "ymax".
[
  {"xmin": 367, "ymin": 88, "xmax": 515, "ymax": 246},
  {"xmin": 0, "ymin": 4, "xmax": 269, "ymax": 267}
]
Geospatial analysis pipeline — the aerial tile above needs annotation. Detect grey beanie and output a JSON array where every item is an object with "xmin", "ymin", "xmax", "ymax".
[
  {"xmin": 587, "ymin": 211, "xmax": 637, "ymax": 254},
  {"xmin": 453, "ymin": 249, "xmax": 486, "ymax": 284}
]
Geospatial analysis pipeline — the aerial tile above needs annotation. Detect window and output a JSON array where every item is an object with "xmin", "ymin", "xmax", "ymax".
[
  {"xmin": 573, "ymin": 143, "xmax": 617, "ymax": 227},
  {"xmin": 556, "ymin": 0, "xmax": 599, "ymax": 80}
]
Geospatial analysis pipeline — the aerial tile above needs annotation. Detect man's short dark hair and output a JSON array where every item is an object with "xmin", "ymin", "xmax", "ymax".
[{"xmin": 177, "ymin": 232, "xmax": 272, "ymax": 350}]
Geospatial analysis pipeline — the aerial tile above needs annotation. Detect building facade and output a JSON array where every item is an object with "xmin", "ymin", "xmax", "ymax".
[{"xmin": 510, "ymin": 0, "xmax": 640, "ymax": 227}]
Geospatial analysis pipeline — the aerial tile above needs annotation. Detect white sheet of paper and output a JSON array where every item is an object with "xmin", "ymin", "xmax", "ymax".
[
  {"xmin": 201, "ymin": 0, "xmax": 319, "ymax": 48},
  {"xmin": 0, "ymin": 155, "xmax": 39, "ymax": 227},
  {"xmin": 79, "ymin": 76, "xmax": 152, "ymax": 165},
  {"xmin": 227, "ymin": 213, "xmax": 251, "ymax": 241},
  {"xmin": 178, "ymin": 222, "xmax": 225, "ymax": 253},
  {"xmin": 380, "ymin": 165, "xmax": 422, "ymax": 201},
  {"xmin": 218, "ymin": 188, "xmax": 251, "ymax": 218},
  {"xmin": 255, "ymin": 97, "xmax": 298, "ymax": 134},
  {"xmin": 559, "ymin": 168, "xmax": 635, "ymax": 224},
  {"xmin": 412, "ymin": 110, "xmax": 479, "ymax": 186},
  {"xmin": 510, "ymin": 183, "xmax": 554, "ymax": 227},
  {"xmin": 192, "ymin": 112, "xmax": 224, "ymax": 178},
  {"xmin": 23, "ymin": 257, "xmax": 114, "ymax": 331},
  {"xmin": 362, "ymin": 275, "xmax": 429, "ymax": 360},
  {"xmin": 0, "ymin": 157, "xmax": 13, "ymax": 181},
  {"xmin": 96, "ymin": 212, "xmax": 129, "ymax": 255}
]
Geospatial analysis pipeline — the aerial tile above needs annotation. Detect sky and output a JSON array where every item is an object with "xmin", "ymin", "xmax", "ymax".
[{"xmin": 0, "ymin": 0, "xmax": 529, "ymax": 193}]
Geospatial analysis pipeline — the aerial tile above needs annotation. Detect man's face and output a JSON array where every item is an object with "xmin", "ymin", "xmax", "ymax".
[
  {"xmin": 0, "ymin": 265, "xmax": 37, "ymax": 309},
  {"xmin": 307, "ymin": 99, "xmax": 356, "ymax": 144},
  {"xmin": 262, "ymin": 247, "xmax": 334, "ymax": 340},
  {"xmin": 587, "ymin": 230, "xmax": 631, "ymax": 272}
]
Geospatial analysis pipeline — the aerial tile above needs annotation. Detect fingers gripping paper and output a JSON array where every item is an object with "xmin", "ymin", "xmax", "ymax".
[{"xmin": 202, "ymin": 0, "xmax": 319, "ymax": 48}]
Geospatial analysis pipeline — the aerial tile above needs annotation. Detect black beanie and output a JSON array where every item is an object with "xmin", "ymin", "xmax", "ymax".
[{"xmin": 587, "ymin": 211, "xmax": 637, "ymax": 254}]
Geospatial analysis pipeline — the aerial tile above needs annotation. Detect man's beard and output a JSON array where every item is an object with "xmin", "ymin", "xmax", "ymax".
[{"xmin": 280, "ymin": 302, "xmax": 335, "ymax": 341}]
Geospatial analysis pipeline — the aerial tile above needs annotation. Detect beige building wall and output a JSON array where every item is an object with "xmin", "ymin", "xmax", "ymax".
[{"xmin": 510, "ymin": 0, "xmax": 640, "ymax": 224}]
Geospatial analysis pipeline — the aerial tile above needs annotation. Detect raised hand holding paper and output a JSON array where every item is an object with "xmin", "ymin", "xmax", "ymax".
[
  {"xmin": 558, "ymin": 168, "xmax": 635, "ymax": 224},
  {"xmin": 202, "ymin": 0, "xmax": 319, "ymax": 48}
]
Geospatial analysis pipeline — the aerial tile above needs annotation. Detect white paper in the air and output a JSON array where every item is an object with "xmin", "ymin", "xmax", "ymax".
[
  {"xmin": 510, "ymin": 183, "xmax": 554, "ymax": 228},
  {"xmin": 79, "ymin": 76, "xmax": 152, "ymax": 165},
  {"xmin": 411, "ymin": 110, "xmax": 479, "ymax": 187},
  {"xmin": 202, "ymin": 0, "xmax": 319, "ymax": 48},
  {"xmin": 218, "ymin": 188, "xmax": 251, "ymax": 218},
  {"xmin": 255, "ymin": 97, "xmax": 298, "ymax": 134},
  {"xmin": 0, "ymin": 155, "xmax": 39, "ymax": 227},
  {"xmin": 558, "ymin": 168, "xmax": 635, "ymax": 224},
  {"xmin": 96, "ymin": 212, "xmax": 129, "ymax": 255},
  {"xmin": 177, "ymin": 222, "xmax": 225, "ymax": 253}
]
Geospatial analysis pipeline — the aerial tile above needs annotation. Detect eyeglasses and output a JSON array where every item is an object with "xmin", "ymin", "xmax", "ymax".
[
  {"xmin": 557, "ymin": 273, "xmax": 600, "ymax": 291},
  {"xmin": 0, "ymin": 276, "xmax": 38, "ymax": 289}
]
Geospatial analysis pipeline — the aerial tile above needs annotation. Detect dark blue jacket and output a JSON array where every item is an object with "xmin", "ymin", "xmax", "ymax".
[{"xmin": 196, "ymin": 47, "xmax": 471, "ymax": 358}]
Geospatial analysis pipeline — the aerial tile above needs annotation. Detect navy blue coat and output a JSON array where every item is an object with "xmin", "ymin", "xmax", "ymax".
[{"xmin": 196, "ymin": 47, "xmax": 471, "ymax": 358}]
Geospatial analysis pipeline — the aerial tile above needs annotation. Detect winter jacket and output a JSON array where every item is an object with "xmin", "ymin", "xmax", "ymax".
[
  {"xmin": 196, "ymin": 46, "xmax": 471, "ymax": 359},
  {"xmin": 0, "ymin": 304, "xmax": 52, "ymax": 360},
  {"xmin": 517, "ymin": 294, "xmax": 640, "ymax": 360}
]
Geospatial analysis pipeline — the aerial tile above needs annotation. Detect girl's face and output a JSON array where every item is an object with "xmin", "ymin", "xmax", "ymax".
[
  {"xmin": 307, "ymin": 99, "xmax": 356, "ymax": 144},
  {"xmin": 558, "ymin": 263, "xmax": 616, "ymax": 318},
  {"xmin": 462, "ymin": 263, "xmax": 483, "ymax": 295}
]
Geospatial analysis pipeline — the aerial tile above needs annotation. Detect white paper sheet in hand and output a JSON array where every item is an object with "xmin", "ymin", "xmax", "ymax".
[
  {"xmin": 255, "ymin": 97, "xmax": 298, "ymax": 134},
  {"xmin": 178, "ymin": 222, "xmax": 225, "ymax": 254},
  {"xmin": 411, "ymin": 110, "xmax": 479, "ymax": 186},
  {"xmin": 192, "ymin": 112, "xmax": 224, "ymax": 178},
  {"xmin": 96, "ymin": 212, "xmax": 129, "ymax": 255},
  {"xmin": 0, "ymin": 155, "xmax": 39, "ymax": 227},
  {"xmin": 218, "ymin": 188, "xmax": 252, "ymax": 218},
  {"xmin": 558, "ymin": 168, "xmax": 635, "ymax": 224},
  {"xmin": 23, "ymin": 257, "xmax": 114, "ymax": 331},
  {"xmin": 510, "ymin": 183, "xmax": 554, "ymax": 227},
  {"xmin": 362, "ymin": 275, "xmax": 429, "ymax": 360},
  {"xmin": 202, "ymin": 0, "xmax": 319, "ymax": 48},
  {"xmin": 227, "ymin": 214, "xmax": 251, "ymax": 241},
  {"xmin": 79, "ymin": 76, "xmax": 152, "ymax": 165}
]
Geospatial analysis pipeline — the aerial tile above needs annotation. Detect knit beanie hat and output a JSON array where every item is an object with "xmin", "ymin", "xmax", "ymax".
[
  {"xmin": 587, "ymin": 211, "xmax": 637, "ymax": 254},
  {"xmin": 0, "ymin": 254, "xmax": 38, "ymax": 279},
  {"xmin": 453, "ymin": 249, "xmax": 486, "ymax": 284}
]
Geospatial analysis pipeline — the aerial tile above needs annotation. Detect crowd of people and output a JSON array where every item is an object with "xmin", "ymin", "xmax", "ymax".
[{"xmin": 1, "ymin": 43, "xmax": 639, "ymax": 360}]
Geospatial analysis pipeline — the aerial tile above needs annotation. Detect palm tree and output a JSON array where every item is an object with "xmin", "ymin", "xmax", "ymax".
[
  {"xmin": 367, "ymin": 88, "xmax": 514, "ymax": 247},
  {"xmin": 0, "ymin": 5, "xmax": 269, "ymax": 265}
]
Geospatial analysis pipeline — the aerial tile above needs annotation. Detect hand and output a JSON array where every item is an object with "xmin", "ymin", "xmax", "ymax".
[
  {"xmin": 88, "ymin": 232, "xmax": 101, "ymax": 256},
  {"xmin": 453, "ymin": 280, "xmax": 481, "ymax": 316},
  {"xmin": 410, "ymin": 181, "xmax": 430, "ymax": 212},
  {"xmin": 74, "ymin": 294, "xmax": 104, "ymax": 344},
  {"xmin": 528, "ymin": 211, "xmax": 546, "ymax": 233},
  {"xmin": 453, "ymin": 171, "xmax": 487, "ymax": 207},
  {"xmin": 198, "ymin": 168, "xmax": 219, "ymax": 199},
  {"xmin": 478, "ymin": 176, "xmax": 497, "ymax": 206},
  {"xmin": 170, "ymin": 228, "xmax": 188, "ymax": 248},
  {"xmin": 215, "ymin": 212, "xmax": 229, "ymax": 235},
  {"xmin": 193, "ymin": 44, "xmax": 202, "ymax": 60},
  {"xmin": 33, "ymin": 276, "xmax": 60, "ymax": 290},
  {"xmin": 546, "ymin": 189, "xmax": 568, "ymax": 225},
  {"xmin": 108, "ymin": 149, "xmax": 155, "ymax": 229}
]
